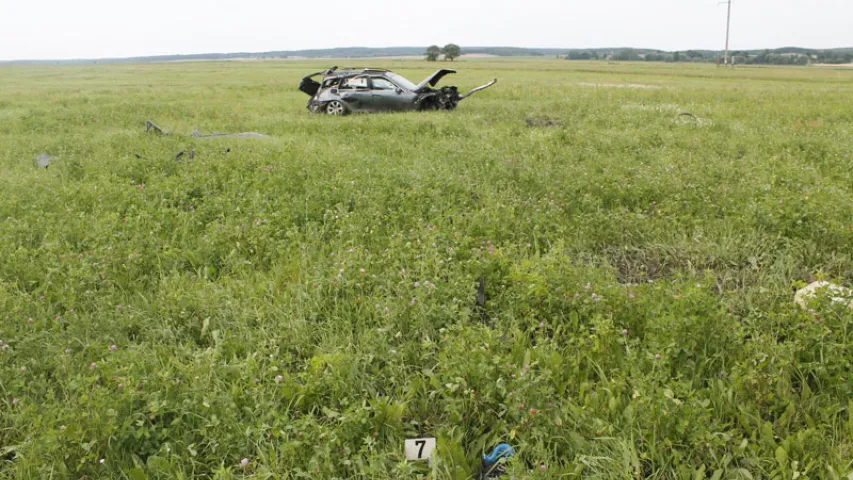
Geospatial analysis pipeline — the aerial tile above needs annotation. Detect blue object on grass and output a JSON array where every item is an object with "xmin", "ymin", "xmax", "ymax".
[{"xmin": 483, "ymin": 443, "xmax": 515, "ymax": 463}]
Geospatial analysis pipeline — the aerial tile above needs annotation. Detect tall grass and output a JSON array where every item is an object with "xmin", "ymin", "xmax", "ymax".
[{"xmin": 1, "ymin": 59, "xmax": 852, "ymax": 478}]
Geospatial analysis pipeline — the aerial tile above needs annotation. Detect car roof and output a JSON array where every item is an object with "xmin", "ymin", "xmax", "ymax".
[{"xmin": 325, "ymin": 67, "xmax": 393, "ymax": 77}]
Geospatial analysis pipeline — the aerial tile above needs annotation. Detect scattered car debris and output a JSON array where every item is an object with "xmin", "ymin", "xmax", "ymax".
[
  {"xmin": 300, "ymin": 66, "xmax": 497, "ymax": 115},
  {"xmin": 145, "ymin": 120, "xmax": 271, "ymax": 139},
  {"xmin": 175, "ymin": 149, "xmax": 197, "ymax": 161},
  {"xmin": 35, "ymin": 153, "xmax": 56, "ymax": 169},
  {"xmin": 794, "ymin": 281, "xmax": 853, "ymax": 310},
  {"xmin": 526, "ymin": 115, "xmax": 563, "ymax": 128},
  {"xmin": 146, "ymin": 120, "xmax": 169, "ymax": 135},
  {"xmin": 677, "ymin": 112, "xmax": 712, "ymax": 126},
  {"xmin": 480, "ymin": 443, "xmax": 515, "ymax": 479},
  {"xmin": 192, "ymin": 129, "xmax": 271, "ymax": 139}
]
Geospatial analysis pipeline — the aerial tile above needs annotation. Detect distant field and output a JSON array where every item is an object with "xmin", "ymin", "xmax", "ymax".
[{"xmin": 1, "ymin": 58, "xmax": 853, "ymax": 479}]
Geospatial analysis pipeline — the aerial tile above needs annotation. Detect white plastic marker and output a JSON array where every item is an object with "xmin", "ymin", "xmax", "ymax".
[{"xmin": 404, "ymin": 437, "xmax": 437, "ymax": 461}]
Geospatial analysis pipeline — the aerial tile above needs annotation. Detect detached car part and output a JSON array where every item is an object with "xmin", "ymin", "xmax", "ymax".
[{"xmin": 299, "ymin": 66, "xmax": 497, "ymax": 115}]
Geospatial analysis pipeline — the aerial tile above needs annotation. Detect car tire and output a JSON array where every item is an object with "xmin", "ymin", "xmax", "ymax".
[{"xmin": 325, "ymin": 100, "xmax": 347, "ymax": 116}]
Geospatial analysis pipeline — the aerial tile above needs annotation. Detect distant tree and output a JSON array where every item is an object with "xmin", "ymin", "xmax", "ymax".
[
  {"xmin": 441, "ymin": 44, "xmax": 462, "ymax": 61},
  {"xmin": 568, "ymin": 51, "xmax": 595, "ymax": 60},
  {"xmin": 425, "ymin": 45, "xmax": 440, "ymax": 62},
  {"xmin": 614, "ymin": 49, "xmax": 641, "ymax": 61}
]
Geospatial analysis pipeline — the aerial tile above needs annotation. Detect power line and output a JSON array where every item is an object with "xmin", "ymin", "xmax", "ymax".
[{"xmin": 723, "ymin": 0, "xmax": 732, "ymax": 66}]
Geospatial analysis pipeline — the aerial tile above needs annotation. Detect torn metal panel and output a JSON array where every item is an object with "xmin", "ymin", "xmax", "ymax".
[
  {"xmin": 414, "ymin": 69, "xmax": 456, "ymax": 91},
  {"xmin": 144, "ymin": 120, "xmax": 271, "ymax": 139},
  {"xmin": 146, "ymin": 120, "xmax": 169, "ymax": 135}
]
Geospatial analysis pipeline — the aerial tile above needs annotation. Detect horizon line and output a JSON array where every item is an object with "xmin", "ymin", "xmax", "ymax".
[{"xmin": 2, "ymin": 44, "xmax": 852, "ymax": 64}]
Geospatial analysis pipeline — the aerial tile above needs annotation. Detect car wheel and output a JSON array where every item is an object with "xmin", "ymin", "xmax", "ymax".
[{"xmin": 325, "ymin": 100, "xmax": 347, "ymax": 116}]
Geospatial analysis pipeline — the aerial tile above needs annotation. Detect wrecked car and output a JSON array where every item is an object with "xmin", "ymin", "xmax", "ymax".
[{"xmin": 299, "ymin": 67, "xmax": 497, "ymax": 115}]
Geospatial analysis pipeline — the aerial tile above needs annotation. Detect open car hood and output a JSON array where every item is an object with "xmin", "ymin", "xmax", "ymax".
[{"xmin": 415, "ymin": 69, "xmax": 456, "ymax": 91}]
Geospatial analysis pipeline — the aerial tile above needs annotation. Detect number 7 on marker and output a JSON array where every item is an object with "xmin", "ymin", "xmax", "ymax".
[{"xmin": 404, "ymin": 438, "xmax": 436, "ymax": 461}]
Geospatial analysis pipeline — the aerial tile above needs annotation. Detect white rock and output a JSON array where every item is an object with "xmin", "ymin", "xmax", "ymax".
[{"xmin": 794, "ymin": 281, "xmax": 853, "ymax": 310}]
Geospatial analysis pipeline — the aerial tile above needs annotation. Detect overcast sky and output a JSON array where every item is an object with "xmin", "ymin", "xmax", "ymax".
[{"xmin": 0, "ymin": 0, "xmax": 850, "ymax": 60}]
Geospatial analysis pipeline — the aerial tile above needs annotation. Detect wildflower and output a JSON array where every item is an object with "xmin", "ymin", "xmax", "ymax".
[
  {"xmin": 60, "ymin": 425, "xmax": 66, "ymax": 430},
  {"xmin": 99, "ymin": 459, "xmax": 105, "ymax": 465},
  {"xmin": 109, "ymin": 345, "xmax": 118, "ymax": 352},
  {"xmin": 12, "ymin": 398, "xmax": 19, "ymax": 405},
  {"xmin": 384, "ymin": 307, "xmax": 389, "ymax": 314},
  {"xmin": 655, "ymin": 353, "xmax": 662, "ymax": 360},
  {"xmin": 27, "ymin": 318, "xmax": 33, "ymax": 323},
  {"xmin": 519, "ymin": 403, "xmax": 525, "ymax": 410},
  {"xmin": 360, "ymin": 268, "xmax": 365, "ymax": 274},
  {"xmin": 622, "ymin": 329, "xmax": 628, "ymax": 335},
  {"xmin": 548, "ymin": 402, "xmax": 554, "ymax": 407},
  {"xmin": 529, "ymin": 408, "xmax": 537, "ymax": 414},
  {"xmin": 65, "ymin": 348, "xmax": 72, "ymax": 354},
  {"xmin": 540, "ymin": 464, "xmax": 547, "ymax": 471},
  {"xmin": 414, "ymin": 281, "xmax": 421, "ymax": 288},
  {"xmin": 275, "ymin": 375, "xmax": 283, "ymax": 383},
  {"xmin": 90, "ymin": 362, "xmax": 97, "ymax": 369},
  {"xmin": 539, "ymin": 321, "xmax": 545, "ymax": 327},
  {"xmin": 240, "ymin": 458, "xmax": 249, "ymax": 467}
]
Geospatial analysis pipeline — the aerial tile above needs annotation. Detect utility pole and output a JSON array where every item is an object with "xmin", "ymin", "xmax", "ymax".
[{"xmin": 723, "ymin": 0, "xmax": 732, "ymax": 66}]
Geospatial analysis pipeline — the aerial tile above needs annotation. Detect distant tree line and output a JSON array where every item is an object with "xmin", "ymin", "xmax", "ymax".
[
  {"xmin": 563, "ymin": 48, "xmax": 853, "ymax": 66},
  {"xmin": 425, "ymin": 44, "xmax": 462, "ymax": 61}
]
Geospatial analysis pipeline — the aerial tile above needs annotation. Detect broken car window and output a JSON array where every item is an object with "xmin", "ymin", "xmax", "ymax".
[
  {"xmin": 371, "ymin": 77, "xmax": 397, "ymax": 90},
  {"xmin": 342, "ymin": 76, "xmax": 369, "ymax": 89},
  {"xmin": 385, "ymin": 72, "xmax": 418, "ymax": 91}
]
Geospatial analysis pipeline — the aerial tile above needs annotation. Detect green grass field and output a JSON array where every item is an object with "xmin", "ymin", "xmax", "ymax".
[{"xmin": 1, "ymin": 58, "xmax": 853, "ymax": 479}]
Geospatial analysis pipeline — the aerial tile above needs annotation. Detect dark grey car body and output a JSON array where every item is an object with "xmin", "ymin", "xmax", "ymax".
[{"xmin": 299, "ymin": 67, "xmax": 497, "ymax": 115}]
